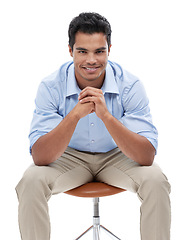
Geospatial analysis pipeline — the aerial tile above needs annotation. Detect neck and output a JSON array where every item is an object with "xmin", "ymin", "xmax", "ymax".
[{"xmin": 75, "ymin": 72, "xmax": 106, "ymax": 90}]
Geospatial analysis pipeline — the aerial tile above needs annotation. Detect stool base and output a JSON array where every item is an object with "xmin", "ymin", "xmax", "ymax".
[
  {"xmin": 75, "ymin": 223, "xmax": 121, "ymax": 240},
  {"xmin": 75, "ymin": 198, "xmax": 121, "ymax": 240}
]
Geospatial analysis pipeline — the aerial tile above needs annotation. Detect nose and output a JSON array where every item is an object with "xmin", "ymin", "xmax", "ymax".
[{"xmin": 86, "ymin": 53, "xmax": 97, "ymax": 65}]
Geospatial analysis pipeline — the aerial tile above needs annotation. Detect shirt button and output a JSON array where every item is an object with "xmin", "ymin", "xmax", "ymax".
[
  {"xmin": 90, "ymin": 123, "xmax": 94, "ymax": 127},
  {"xmin": 91, "ymin": 140, "xmax": 95, "ymax": 144}
]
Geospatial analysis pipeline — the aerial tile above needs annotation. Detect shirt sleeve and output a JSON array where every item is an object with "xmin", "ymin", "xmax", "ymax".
[
  {"xmin": 28, "ymin": 81, "xmax": 63, "ymax": 153},
  {"xmin": 119, "ymin": 80, "xmax": 158, "ymax": 152}
]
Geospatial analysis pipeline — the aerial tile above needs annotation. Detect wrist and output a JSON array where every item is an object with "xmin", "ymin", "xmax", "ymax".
[
  {"xmin": 69, "ymin": 109, "xmax": 81, "ymax": 122},
  {"xmin": 101, "ymin": 111, "xmax": 112, "ymax": 123}
]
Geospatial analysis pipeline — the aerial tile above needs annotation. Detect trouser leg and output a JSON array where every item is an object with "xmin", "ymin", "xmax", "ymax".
[
  {"xmin": 15, "ymin": 149, "xmax": 93, "ymax": 240},
  {"xmin": 95, "ymin": 148, "xmax": 171, "ymax": 240}
]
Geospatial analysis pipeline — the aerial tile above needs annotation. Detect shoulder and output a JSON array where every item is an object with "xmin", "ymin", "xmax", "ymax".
[
  {"xmin": 41, "ymin": 61, "xmax": 73, "ymax": 88},
  {"xmin": 36, "ymin": 61, "xmax": 73, "ymax": 105},
  {"xmin": 108, "ymin": 60, "xmax": 141, "ymax": 94}
]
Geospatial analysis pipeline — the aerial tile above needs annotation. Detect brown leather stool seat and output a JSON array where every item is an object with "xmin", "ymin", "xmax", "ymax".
[
  {"xmin": 65, "ymin": 182, "xmax": 126, "ymax": 239},
  {"xmin": 65, "ymin": 182, "xmax": 125, "ymax": 198}
]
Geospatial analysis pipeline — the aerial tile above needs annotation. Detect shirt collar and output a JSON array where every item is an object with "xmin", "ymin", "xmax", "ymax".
[
  {"xmin": 66, "ymin": 61, "xmax": 119, "ymax": 97},
  {"xmin": 101, "ymin": 63, "xmax": 119, "ymax": 95},
  {"xmin": 66, "ymin": 63, "xmax": 81, "ymax": 97}
]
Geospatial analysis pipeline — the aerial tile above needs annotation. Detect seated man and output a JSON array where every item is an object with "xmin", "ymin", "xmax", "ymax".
[{"xmin": 16, "ymin": 12, "xmax": 171, "ymax": 240}]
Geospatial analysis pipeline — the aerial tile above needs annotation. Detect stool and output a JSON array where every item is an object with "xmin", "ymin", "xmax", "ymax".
[{"xmin": 65, "ymin": 182, "xmax": 126, "ymax": 240}]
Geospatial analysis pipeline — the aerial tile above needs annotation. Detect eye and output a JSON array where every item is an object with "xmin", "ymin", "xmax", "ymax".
[
  {"xmin": 78, "ymin": 50, "xmax": 87, "ymax": 54},
  {"xmin": 96, "ymin": 50, "xmax": 105, "ymax": 54}
]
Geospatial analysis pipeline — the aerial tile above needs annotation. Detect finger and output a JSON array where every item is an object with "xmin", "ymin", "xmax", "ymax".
[
  {"xmin": 79, "ymin": 88, "xmax": 103, "ymax": 100},
  {"xmin": 80, "ymin": 96, "xmax": 104, "ymax": 105},
  {"xmin": 79, "ymin": 91, "xmax": 103, "ymax": 101},
  {"xmin": 79, "ymin": 96, "xmax": 95, "ymax": 103},
  {"xmin": 81, "ymin": 86, "xmax": 102, "ymax": 94}
]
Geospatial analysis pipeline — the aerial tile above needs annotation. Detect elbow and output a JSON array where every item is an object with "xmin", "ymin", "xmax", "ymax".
[
  {"xmin": 137, "ymin": 141, "xmax": 156, "ymax": 166},
  {"xmin": 31, "ymin": 148, "xmax": 52, "ymax": 166},
  {"xmin": 31, "ymin": 152, "xmax": 46, "ymax": 166},
  {"xmin": 136, "ymin": 156, "xmax": 154, "ymax": 166},
  {"xmin": 33, "ymin": 158, "xmax": 48, "ymax": 166},
  {"xmin": 136, "ymin": 151, "xmax": 155, "ymax": 166},
  {"xmin": 31, "ymin": 139, "xmax": 57, "ymax": 166},
  {"xmin": 141, "ymin": 158, "xmax": 154, "ymax": 166},
  {"xmin": 32, "ymin": 155, "xmax": 52, "ymax": 166}
]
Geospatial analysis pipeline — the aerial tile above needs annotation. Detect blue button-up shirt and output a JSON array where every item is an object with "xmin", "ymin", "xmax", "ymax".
[{"xmin": 29, "ymin": 61, "xmax": 158, "ymax": 153}]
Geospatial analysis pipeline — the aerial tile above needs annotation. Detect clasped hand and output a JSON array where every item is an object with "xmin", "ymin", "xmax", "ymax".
[{"xmin": 77, "ymin": 86, "xmax": 109, "ymax": 121}]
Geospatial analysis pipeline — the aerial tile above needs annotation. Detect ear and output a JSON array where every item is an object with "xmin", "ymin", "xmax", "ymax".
[
  {"xmin": 108, "ymin": 44, "xmax": 112, "ymax": 56},
  {"xmin": 68, "ymin": 45, "xmax": 73, "ymax": 57}
]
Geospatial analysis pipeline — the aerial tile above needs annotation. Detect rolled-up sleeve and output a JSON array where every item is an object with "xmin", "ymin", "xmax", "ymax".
[
  {"xmin": 29, "ymin": 82, "xmax": 63, "ymax": 153},
  {"xmin": 119, "ymin": 80, "xmax": 158, "ymax": 152}
]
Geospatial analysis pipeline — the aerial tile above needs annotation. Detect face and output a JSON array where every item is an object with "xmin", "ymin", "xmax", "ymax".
[{"xmin": 69, "ymin": 32, "xmax": 111, "ymax": 89}]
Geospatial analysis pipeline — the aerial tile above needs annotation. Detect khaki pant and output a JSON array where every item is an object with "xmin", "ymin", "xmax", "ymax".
[{"xmin": 16, "ymin": 147, "xmax": 171, "ymax": 240}]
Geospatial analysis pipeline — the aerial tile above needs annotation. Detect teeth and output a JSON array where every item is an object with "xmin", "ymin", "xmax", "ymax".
[{"xmin": 86, "ymin": 68, "xmax": 96, "ymax": 70}]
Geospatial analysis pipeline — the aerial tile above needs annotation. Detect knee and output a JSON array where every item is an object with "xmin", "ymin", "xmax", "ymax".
[
  {"xmin": 139, "ymin": 167, "xmax": 171, "ymax": 198},
  {"xmin": 147, "ymin": 172, "xmax": 170, "ymax": 192},
  {"xmin": 16, "ymin": 166, "xmax": 49, "ymax": 201}
]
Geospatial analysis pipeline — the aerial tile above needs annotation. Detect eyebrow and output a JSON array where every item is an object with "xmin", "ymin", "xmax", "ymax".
[
  {"xmin": 96, "ymin": 47, "xmax": 107, "ymax": 51},
  {"xmin": 76, "ymin": 47, "xmax": 107, "ymax": 51},
  {"xmin": 76, "ymin": 47, "xmax": 87, "ymax": 51}
]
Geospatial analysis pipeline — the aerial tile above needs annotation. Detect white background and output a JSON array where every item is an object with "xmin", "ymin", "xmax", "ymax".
[{"xmin": 1, "ymin": 0, "xmax": 188, "ymax": 239}]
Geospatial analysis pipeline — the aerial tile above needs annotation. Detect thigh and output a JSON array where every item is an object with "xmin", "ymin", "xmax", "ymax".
[
  {"xmin": 95, "ymin": 148, "xmax": 139, "ymax": 192},
  {"xmin": 95, "ymin": 149, "xmax": 169, "ymax": 193},
  {"xmin": 16, "ymin": 148, "xmax": 94, "ymax": 197},
  {"xmin": 49, "ymin": 147, "xmax": 94, "ymax": 193}
]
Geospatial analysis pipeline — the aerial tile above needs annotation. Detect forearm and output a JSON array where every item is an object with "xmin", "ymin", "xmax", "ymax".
[
  {"xmin": 78, "ymin": 87, "xmax": 155, "ymax": 165},
  {"xmin": 102, "ymin": 113, "xmax": 155, "ymax": 166},
  {"xmin": 31, "ymin": 111, "xmax": 79, "ymax": 166}
]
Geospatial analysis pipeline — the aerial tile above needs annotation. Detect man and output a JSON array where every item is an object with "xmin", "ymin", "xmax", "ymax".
[{"xmin": 16, "ymin": 12, "xmax": 171, "ymax": 240}]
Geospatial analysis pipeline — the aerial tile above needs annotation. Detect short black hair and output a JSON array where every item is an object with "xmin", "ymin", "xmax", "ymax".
[{"xmin": 68, "ymin": 12, "xmax": 112, "ymax": 50}]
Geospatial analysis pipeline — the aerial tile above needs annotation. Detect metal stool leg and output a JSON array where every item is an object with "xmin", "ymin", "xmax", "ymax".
[
  {"xmin": 75, "ymin": 226, "xmax": 93, "ymax": 239},
  {"xmin": 75, "ymin": 197, "xmax": 121, "ymax": 239},
  {"xmin": 100, "ymin": 225, "xmax": 121, "ymax": 239}
]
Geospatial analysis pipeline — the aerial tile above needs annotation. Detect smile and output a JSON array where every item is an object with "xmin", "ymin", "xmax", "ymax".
[
  {"xmin": 82, "ymin": 66, "xmax": 101, "ymax": 73},
  {"xmin": 85, "ymin": 67, "xmax": 97, "ymax": 70}
]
